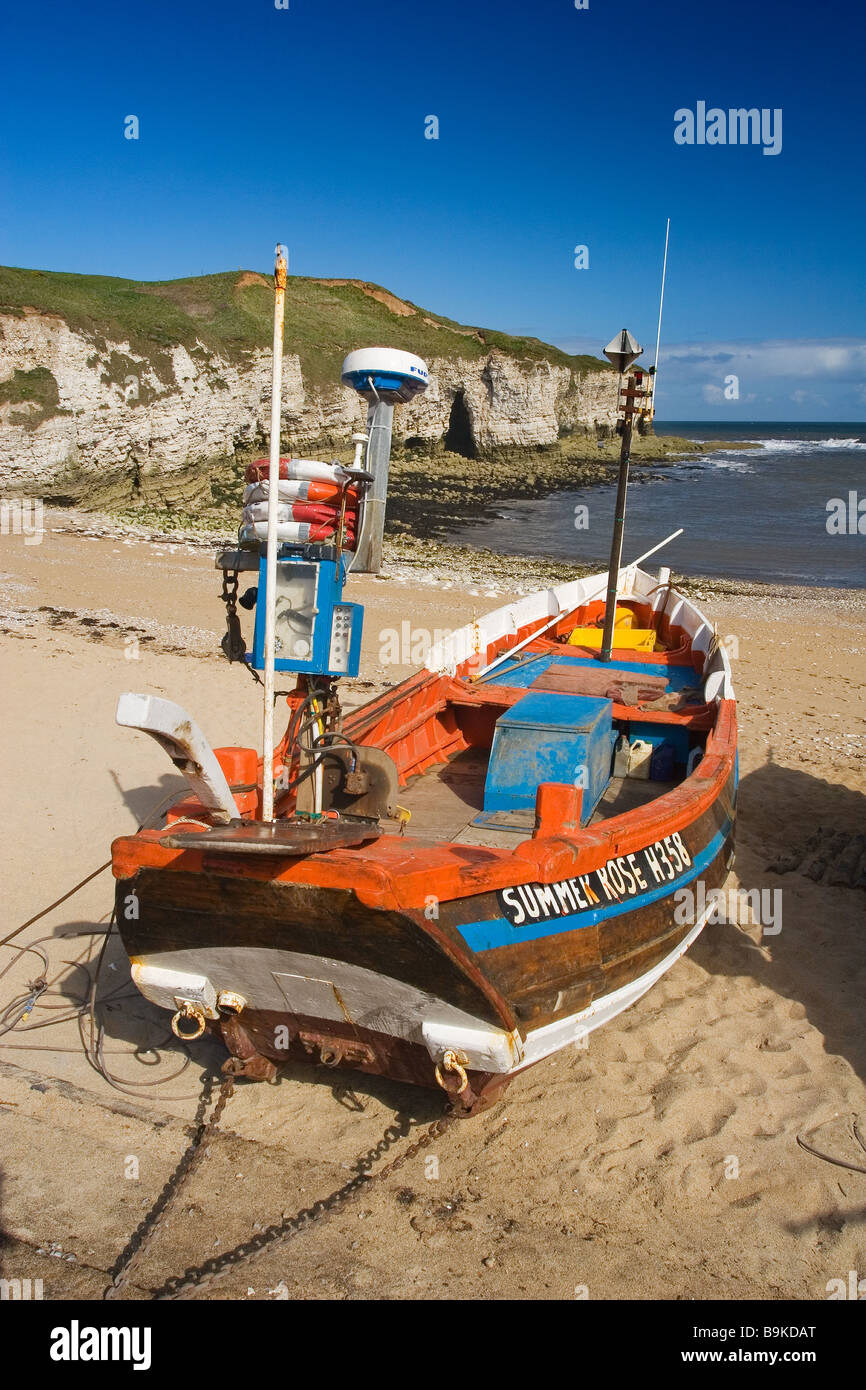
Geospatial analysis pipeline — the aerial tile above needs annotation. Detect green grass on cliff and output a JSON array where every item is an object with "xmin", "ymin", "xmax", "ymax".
[
  {"xmin": 0, "ymin": 265, "xmax": 609, "ymax": 389},
  {"xmin": 0, "ymin": 365, "xmax": 62, "ymax": 428}
]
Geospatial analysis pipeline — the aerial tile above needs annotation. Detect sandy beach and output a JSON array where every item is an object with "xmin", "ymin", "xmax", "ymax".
[{"xmin": 1, "ymin": 516, "xmax": 864, "ymax": 1301}]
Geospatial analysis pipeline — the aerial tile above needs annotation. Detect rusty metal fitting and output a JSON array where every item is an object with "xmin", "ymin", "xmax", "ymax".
[
  {"xmin": 434, "ymin": 1049, "xmax": 470, "ymax": 1095},
  {"xmin": 216, "ymin": 990, "xmax": 247, "ymax": 1017},
  {"xmin": 171, "ymin": 1002, "xmax": 206, "ymax": 1041}
]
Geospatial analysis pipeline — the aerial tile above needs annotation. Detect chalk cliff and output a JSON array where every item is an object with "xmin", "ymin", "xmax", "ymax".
[{"xmin": 0, "ymin": 268, "xmax": 619, "ymax": 503}]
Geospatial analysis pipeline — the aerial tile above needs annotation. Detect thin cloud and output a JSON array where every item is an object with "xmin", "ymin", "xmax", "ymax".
[
  {"xmin": 662, "ymin": 337, "xmax": 866, "ymax": 384},
  {"xmin": 555, "ymin": 334, "xmax": 866, "ymax": 381},
  {"xmin": 554, "ymin": 334, "xmax": 866, "ymax": 419}
]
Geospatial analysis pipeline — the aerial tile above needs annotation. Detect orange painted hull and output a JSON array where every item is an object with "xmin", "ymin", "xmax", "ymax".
[{"xmin": 112, "ymin": 582, "xmax": 737, "ymax": 1110}]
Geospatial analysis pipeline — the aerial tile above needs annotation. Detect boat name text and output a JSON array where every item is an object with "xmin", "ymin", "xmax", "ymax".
[{"xmin": 497, "ymin": 833, "xmax": 692, "ymax": 928}]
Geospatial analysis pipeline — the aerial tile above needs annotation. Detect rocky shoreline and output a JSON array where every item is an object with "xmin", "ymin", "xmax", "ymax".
[
  {"xmin": 97, "ymin": 429, "xmax": 749, "ymax": 543},
  {"xmin": 24, "ymin": 430, "xmax": 861, "ymax": 608},
  {"xmin": 385, "ymin": 433, "xmax": 741, "ymax": 541},
  {"xmin": 33, "ymin": 496, "xmax": 864, "ymax": 614}
]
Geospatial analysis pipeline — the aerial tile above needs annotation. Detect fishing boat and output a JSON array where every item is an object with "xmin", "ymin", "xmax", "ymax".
[{"xmin": 110, "ymin": 257, "xmax": 736, "ymax": 1115}]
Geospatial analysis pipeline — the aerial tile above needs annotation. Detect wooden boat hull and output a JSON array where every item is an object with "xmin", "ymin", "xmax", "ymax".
[
  {"xmin": 114, "ymin": 758, "xmax": 735, "ymax": 1111},
  {"xmin": 112, "ymin": 565, "xmax": 737, "ymax": 1112}
]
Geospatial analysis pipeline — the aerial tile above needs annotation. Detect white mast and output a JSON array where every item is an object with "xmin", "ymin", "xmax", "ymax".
[{"xmin": 261, "ymin": 245, "xmax": 288, "ymax": 823}]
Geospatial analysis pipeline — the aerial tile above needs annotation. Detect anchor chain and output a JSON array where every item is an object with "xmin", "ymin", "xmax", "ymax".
[
  {"xmin": 220, "ymin": 569, "xmax": 247, "ymax": 663},
  {"xmin": 102, "ymin": 1065, "xmax": 468, "ymax": 1301},
  {"xmin": 155, "ymin": 1108, "xmax": 458, "ymax": 1300},
  {"xmin": 103, "ymin": 1073, "xmax": 235, "ymax": 1300}
]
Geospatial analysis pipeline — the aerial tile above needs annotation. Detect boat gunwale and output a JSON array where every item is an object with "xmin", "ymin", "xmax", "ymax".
[
  {"xmin": 111, "ymin": 568, "xmax": 737, "ymax": 910},
  {"xmin": 111, "ymin": 700, "xmax": 736, "ymax": 904}
]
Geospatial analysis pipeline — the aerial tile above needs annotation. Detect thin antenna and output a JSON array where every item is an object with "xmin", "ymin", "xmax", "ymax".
[{"xmin": 651, "ymin": 218, "xmax": 670, "ymax": 417}]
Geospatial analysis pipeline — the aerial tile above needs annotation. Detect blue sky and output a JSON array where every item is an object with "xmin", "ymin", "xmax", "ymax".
[{"xmin": 1, "ymin": 0, "xmax": 863, "ymax": 419}]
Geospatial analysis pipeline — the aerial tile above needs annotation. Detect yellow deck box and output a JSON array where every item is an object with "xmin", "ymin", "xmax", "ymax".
[{"xmin": 567, "ymin": 626, "xmax": 658, "ymax": 652}]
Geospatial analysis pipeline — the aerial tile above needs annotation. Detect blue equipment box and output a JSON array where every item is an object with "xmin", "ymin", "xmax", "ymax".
[
  {"xmin": 481, "ymin": 691, "xmax": 614, "ymax": 824},
  {"xmin": 249, "ymin": 556, "xmax": 363, "ymax": 677},
  {"xmin": 628, "ymin": 720, "xmax": 690, "ymax": 766}
]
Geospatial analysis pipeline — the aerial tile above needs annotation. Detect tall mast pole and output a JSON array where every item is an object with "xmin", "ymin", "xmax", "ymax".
[
  {"xmin": 599, "ymin": 373, "xmax": 636, "ymax": 662},
  {"xmin": 599, "ymin": 329, "xmax": 644, "ymax": 663},
  {"xmin": 261, "ymin": 245, "xmax": 288, "ymax": 823}
]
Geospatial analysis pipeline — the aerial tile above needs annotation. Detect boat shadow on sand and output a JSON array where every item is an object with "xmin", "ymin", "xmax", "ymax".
[
  {"xmin": 689, "ymin": 755, "xmax": 866, "ymax": 1087},
  {"xmin": 108, "ymin": 768, "xmax": 188, "ymax": 829},
  {"xmin": 40, "ymin": 759, "xmax": 866, "ymax": 1115}
]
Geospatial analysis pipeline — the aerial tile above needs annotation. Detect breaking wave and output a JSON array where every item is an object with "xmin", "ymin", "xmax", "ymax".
[
  {"xmin": 757, "ymin": 436, "xmax": 866, "ymax": 453},
  {"xmin": 690, "ymin": 435, "xmax": 866, "ymax": 471},
  {"xmin": 690, "ymin": 449, "xmax": 757, "ymax": 472}
]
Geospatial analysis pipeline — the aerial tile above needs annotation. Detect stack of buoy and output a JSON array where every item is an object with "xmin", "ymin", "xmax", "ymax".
[{"xmin": 239, "ymin": 458, "xmax": 361, "ymax": 547}]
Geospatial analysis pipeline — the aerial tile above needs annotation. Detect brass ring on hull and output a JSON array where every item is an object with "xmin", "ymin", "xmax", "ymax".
[
  {"xmin": 171, "ymin": 1003, "xmax": 206, "ymax": 1041},
  {"xmin": 435, "ymin": 1049, "xmax": 469, "ymax": 1094}
]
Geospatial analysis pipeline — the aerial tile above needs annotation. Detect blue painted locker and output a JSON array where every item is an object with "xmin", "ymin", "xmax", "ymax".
[{"xmin": 482, "ymin": 691, "xmax": 614, "ymax": 823}]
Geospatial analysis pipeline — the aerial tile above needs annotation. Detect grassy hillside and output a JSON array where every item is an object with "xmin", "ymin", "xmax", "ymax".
[{"xmin": 0, "ymin": 265, "xmax": 609, "ymax": 390}]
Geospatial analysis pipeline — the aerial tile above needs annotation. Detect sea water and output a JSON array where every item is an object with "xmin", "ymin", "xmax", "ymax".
[{"xmin": 451, "ymin": 423, "xmax": 866, "ymax": 588}]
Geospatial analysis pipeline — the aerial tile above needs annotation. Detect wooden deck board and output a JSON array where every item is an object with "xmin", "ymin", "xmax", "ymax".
[
  {"xmin": 590, "ymin": 775, "xmax": 679, "ymax": 821},
  {"xmin": 395, "ymin": 750, "xmax": 682, "ymax": 843},
  {"xmin": 397, "ymin": 748, "xmax": 488, "ymax": 841}
]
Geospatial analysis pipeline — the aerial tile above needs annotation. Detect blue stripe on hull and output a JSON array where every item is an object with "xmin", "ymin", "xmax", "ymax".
[{"xmin": 458, "ymin": 818, "xmax": 734, "ymax": 953}]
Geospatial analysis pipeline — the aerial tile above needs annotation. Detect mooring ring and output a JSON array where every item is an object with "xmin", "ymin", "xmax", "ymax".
[
  {"xmin": 171, "ymin": 1004, "xmax": 206, "ymax": 1041},
  {"xmin": 435, "ymin": 1049, "xmax": 470, "ymax": 1095}
]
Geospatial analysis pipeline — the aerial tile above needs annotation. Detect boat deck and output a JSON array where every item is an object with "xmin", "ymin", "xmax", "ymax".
[
  {"xmin": 397, "ymin": 747, "xmax": 677, "ymax": 848},
  {"xmin": 477, "ymin": 648, "xmax": 699, "ymax": 694},
  {"xmin": 393, "ymin": 643, "xmax": 698, "ymax": 847}
]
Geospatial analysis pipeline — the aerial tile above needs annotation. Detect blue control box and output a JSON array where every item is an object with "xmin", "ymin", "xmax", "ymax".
[{"xmin": 249, "ymin": 556, "xmax": 363, "ymax": 677}]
